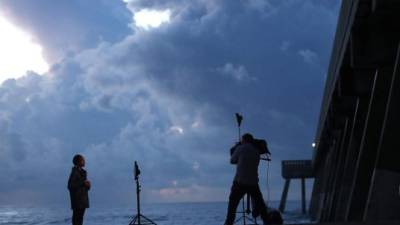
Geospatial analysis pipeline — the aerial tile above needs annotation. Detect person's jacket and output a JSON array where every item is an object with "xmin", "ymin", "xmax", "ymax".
[
  {"xmin": 68, "ymin": 166, "xmax": 90, "ymax": 209},
  {"xmin": 230, "ymin": 143, "xmax": 260, "ymax": 185}
]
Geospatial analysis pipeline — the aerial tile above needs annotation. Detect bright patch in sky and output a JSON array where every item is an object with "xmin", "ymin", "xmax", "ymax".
[
  {"xmin": 0, "ymin": 16, "xmax": 49, "ymax": 83},
  {"xmin": 134, "ymin": 9, "xmax": 171, "ymax": 29},
  {"xmin": 170, "ymin": 125, "xmax": 184, "ymax": 134}
]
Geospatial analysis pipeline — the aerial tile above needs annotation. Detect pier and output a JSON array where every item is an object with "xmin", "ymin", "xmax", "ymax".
[
  {"xmin": 279, "ymin": 160, "xmax": 314, "ymax": 214},
  {"xmin": 308, "ymin": 0, "xmax": 400, "ymax": 224}
]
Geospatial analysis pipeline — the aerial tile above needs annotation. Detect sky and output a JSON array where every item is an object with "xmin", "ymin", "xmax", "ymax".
[{"xmin": 0, "ymin": 0, "xmax": 340, "ymax": 206}]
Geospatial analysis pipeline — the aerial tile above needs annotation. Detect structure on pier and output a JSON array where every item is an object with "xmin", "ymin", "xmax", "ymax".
[
  {"xmin": 279, "ymin": 160, "xmax": 314, "ymax": 214},
  {"xmin": 309, "ymin": 0, "xmax": 400, "ymax": 223}
]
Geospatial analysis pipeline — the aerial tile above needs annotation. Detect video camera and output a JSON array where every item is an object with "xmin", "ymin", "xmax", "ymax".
[
  {"xmin": 230, "ymin": 138, "xmax": 271, "ymax": 156},
  {"xmin": 233, "ymin": 113, "xmax": 271, "ymax": 160}
]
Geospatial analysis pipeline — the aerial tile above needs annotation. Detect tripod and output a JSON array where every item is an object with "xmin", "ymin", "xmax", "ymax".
[
  {"xmin": 234, "ymin": 194, "xmax": 258, "ymax": 225},
  {"xmin": 234, "ymin": 113, "xmax": 258, "ymax": 225},
  {"xmin": 129, "ymin": 161, "xmax": 157, "ymax": 225}
]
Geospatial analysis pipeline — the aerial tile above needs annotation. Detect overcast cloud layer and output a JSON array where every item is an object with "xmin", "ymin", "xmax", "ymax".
[{"xmin": 0, "ymin": 0, "xmax": 339, "ymax": 205}]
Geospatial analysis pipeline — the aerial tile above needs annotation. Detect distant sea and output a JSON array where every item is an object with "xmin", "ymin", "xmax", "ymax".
[{"xmin": 0, "ymin": 201, "xmax": 311, "ymax": 225}]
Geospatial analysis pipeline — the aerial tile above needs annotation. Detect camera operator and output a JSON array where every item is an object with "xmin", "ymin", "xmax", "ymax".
[{"xmin": 224, "ymin": 133, "xmax": 269, "ymax": 225}]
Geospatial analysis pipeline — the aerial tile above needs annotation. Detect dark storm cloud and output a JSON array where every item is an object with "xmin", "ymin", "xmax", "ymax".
[
  {"xmin": 0, "ymin": 0, "xmax": 340, "ymax": 204},
  {"xmin": 0, "ymin": 124, "xmax": 26, "ymax": 162},
  {"xmin": 120, "ymin": 0, "xmax": 340, "ymax": 156}
]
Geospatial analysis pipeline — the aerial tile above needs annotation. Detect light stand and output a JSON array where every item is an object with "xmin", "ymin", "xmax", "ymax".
[
  {"xmin": 129, "ymin": 161, "xmax": 157, "ymax": 225},
  {"xmin": 234, "ymin": 113, "xmax": 258, "ymax": 225}
]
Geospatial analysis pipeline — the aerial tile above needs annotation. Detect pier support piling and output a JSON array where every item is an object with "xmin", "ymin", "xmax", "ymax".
[
  {"xmin": 279, "ymin": 179, "xmax": 290, "ymax": 213},
  {"xmin": 301, "ymin": 178, "xmax": 306, "ymax": 214}
]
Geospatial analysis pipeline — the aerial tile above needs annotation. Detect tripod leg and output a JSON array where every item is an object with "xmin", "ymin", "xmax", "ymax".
[
  {"xmin": 242, "ymin": 198, "xmax": 246, "ymax": 225},
  {"xmin": 246, "ymin": 194, "xmax": 251, "ymax": 214},
  {"xmin": 140, "ymin": 214, "xmax": 157, "ymax": 225},
  {"xmin": 129, "ymin": 215, "xmax": 138, "ymax": 225}
]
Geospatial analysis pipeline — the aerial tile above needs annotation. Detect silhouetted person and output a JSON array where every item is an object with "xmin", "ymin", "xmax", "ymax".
[
  {"xmin": 68, "ymin": 154, "xmax": 91, "ymax": 225},
  {"xmin": 224, "ymin": 133, "xmax": 269, "ymax": 225}
]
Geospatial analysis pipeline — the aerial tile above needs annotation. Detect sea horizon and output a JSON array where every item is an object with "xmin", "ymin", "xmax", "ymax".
[{"xmin": 0, "ymin": 200, "xmax": 312, "ymax": 225}]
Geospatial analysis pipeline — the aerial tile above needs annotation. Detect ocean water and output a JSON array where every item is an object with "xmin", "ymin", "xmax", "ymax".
[{"xmin": 0, "ymin": 201, "xmax": 311, "ymax": 225}]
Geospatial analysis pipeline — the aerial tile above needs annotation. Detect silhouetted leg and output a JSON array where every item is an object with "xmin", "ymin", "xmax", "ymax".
[
  {"xmin": 72, "ymin": 209, "xmax": 78, "ymax": 225},
  {"xmin": 72, "ymin": 208, "xmax": 85, "ymax": 225},
  {"xmin": 249, "ymin": 185, "xmax": 269, "ymax": 225},
  {"xmin": 79, "ymin": 209, "xmax": 85, "ymax": 225},
  {"xmin": 225, "ymin": 182, "xmax": 246, "ymax": 225}
]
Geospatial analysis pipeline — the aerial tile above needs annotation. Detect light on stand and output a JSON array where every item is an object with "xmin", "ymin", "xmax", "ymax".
[{"xmin": 129, "ymin": 161, "xmax": 157, "ymax": 225}]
